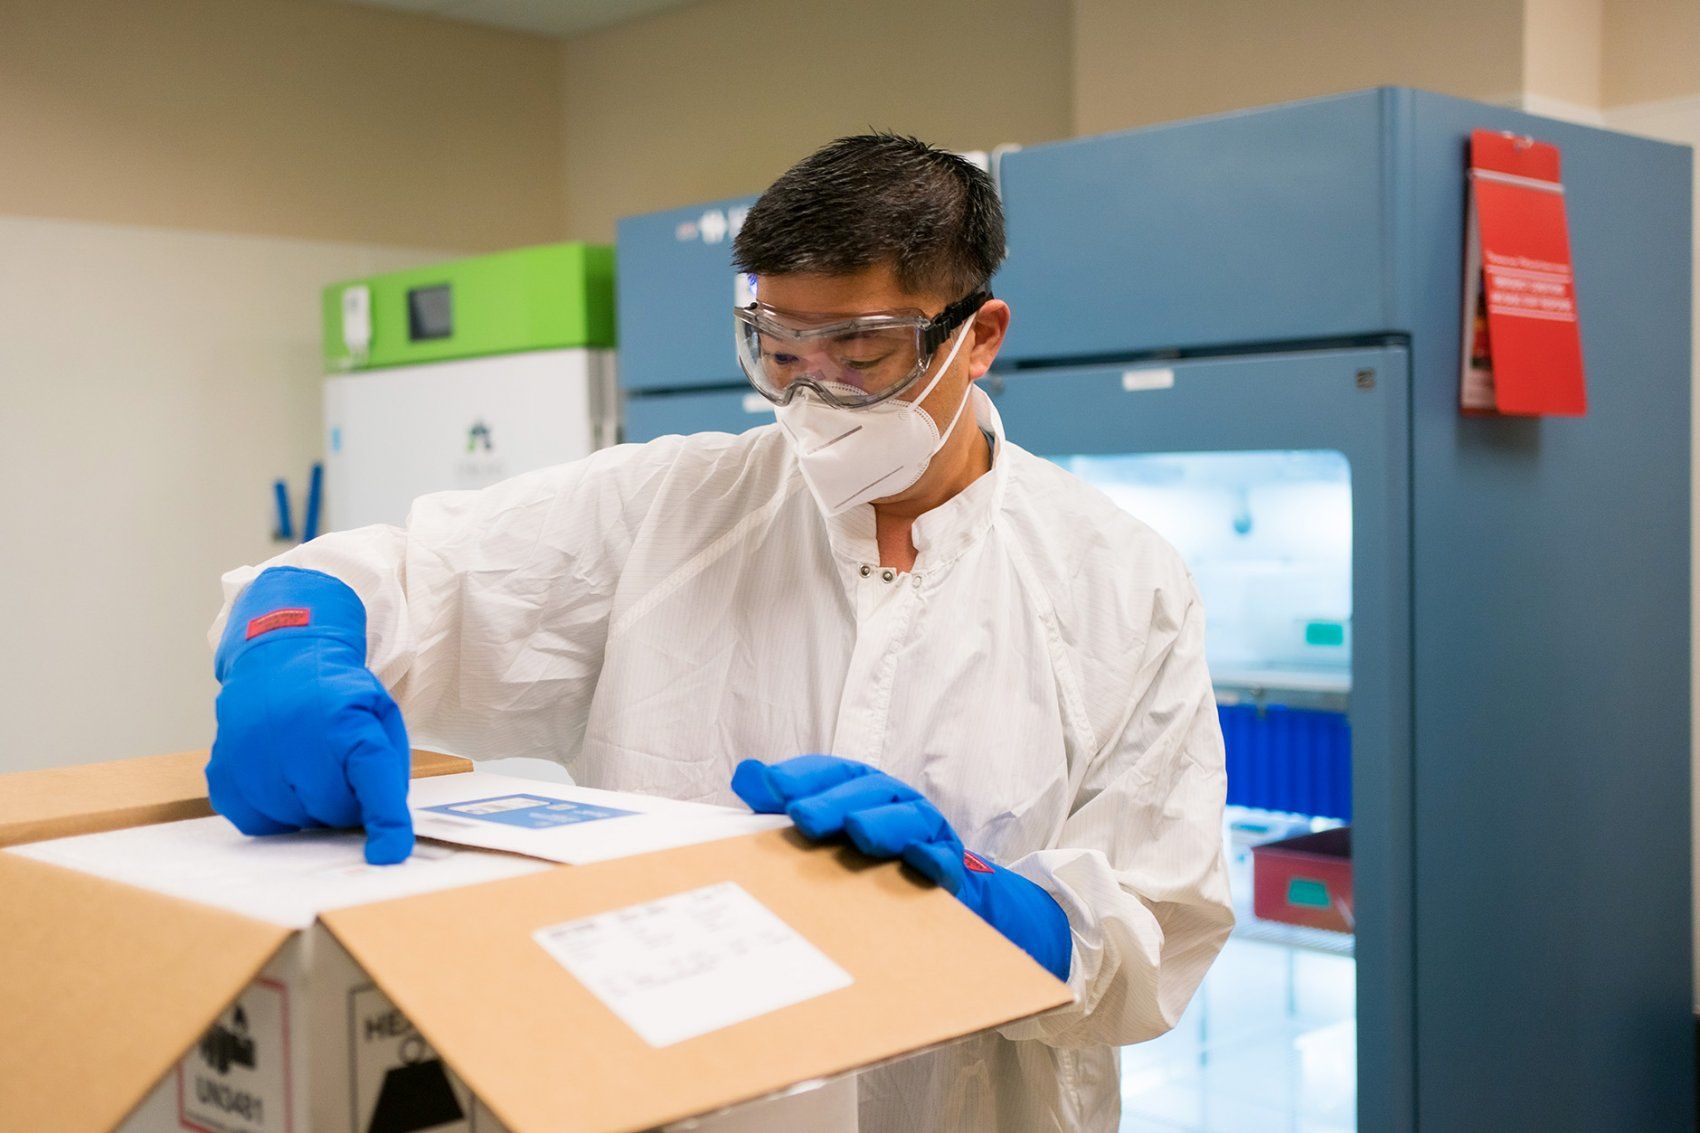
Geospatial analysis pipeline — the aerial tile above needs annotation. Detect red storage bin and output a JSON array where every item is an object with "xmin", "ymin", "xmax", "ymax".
[{"xmin": 1252, "ymin": 826, "xmax": 1353, "ymax": 933}]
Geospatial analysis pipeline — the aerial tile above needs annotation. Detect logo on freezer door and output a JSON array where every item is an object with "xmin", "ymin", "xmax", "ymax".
[
  {"xmin": 465, "ymin": 420, "xmax": 493, "ymax": 454},
  {"xmin": 697, "ymin": 209, "xmax": 728, "ymax": 245},
  {"xmin": 456, "ymin": 418, "xmax": 507, "ymax": 491},
  {"xmin": 675, "ymin": 205, "xmax": 750, "ymax": 245}
]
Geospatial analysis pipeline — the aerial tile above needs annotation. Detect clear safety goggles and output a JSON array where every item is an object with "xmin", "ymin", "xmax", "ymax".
[{"xmin": 735, "ymin": 289, "xmax": 991, "ymax": 409}]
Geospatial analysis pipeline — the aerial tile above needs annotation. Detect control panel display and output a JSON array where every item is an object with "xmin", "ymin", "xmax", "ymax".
[{"xmin": 408, "ymin": 284, "xmax": 453, "ymax": 341}]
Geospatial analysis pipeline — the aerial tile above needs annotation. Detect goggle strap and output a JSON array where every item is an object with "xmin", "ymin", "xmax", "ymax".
[{"xmin": 919, "ymin": 289, "xmax": 993, "ymax": 355}]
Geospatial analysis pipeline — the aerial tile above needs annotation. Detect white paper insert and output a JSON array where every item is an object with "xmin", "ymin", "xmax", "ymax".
[
  {"xmin": 6, "ymin": 816, "xmax": 549, "ymax": 928},
  {"xmin": 408, "ymin": 771, "xmax": 791, "ymax": 865},
  {"xmin": 533, "ymin": 881, "xmax": 853, "ymax": 1047}
]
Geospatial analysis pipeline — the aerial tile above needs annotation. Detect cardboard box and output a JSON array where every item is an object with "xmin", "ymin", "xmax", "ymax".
[
  {"xmin": 0, "ymin": 754, "xmax": 1071, "ymax": 1133},
  {"xmin": 0, "ymin": 749, "xmax": 471, "ymax": 849}
]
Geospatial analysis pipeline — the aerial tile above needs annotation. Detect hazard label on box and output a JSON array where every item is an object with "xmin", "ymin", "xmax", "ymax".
[
  {"xmin": 348, "ymin": 984, "xmax": 473, "ymax": 1133},
  {"xmin": 178, "ymin": 978, "xmax": 292, "ymax": 1133}
]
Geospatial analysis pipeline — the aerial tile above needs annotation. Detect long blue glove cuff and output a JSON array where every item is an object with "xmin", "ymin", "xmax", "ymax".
[
  {"xmin": 732, "ymin": 757, "xmax": 1074, "ymax": 982},
  {"xmin": 952, "ymin": 857, "xmax": 1074, "ymax": 983},
  {"xmin": 898, "ymin": 835, "xmax": 1073, "ymax": 982},
  {"xmin": 210, "ymin": 565, "xmax": 412, "ymax": 865},
  {"xmin": 216, "ymin": 566, "xmax": 368, "ymax": 681}
]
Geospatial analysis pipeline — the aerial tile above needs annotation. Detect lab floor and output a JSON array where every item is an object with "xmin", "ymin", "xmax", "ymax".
[{"xmin": 1118, "ymin": 935, "xmax": 1356, "ymax": 1133}]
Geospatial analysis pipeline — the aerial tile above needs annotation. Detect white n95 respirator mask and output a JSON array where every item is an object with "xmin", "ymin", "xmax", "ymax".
[{"xmin": 773, "ymin": 316, "xmax": 977, "ymax": 516}]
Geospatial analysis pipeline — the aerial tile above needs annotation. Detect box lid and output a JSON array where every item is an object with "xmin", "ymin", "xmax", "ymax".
[
  {"xmin": 0, "ymin": 853, "xmax": 291, "ymax": 1132},
  {"xmin": 0, "ymin": 749, "xmax": 475, "ymax": 1130},
  {"xmin": 3, "ymin": 753, "xmax": 1068, "ymax": 1133},
  {"xmin": 323, "ymin": 828, "xmax": 1072, "ymax": 1133},
  {"xmin": 0, "ymin": 748, "xmax": 471, "ymax": 848}
]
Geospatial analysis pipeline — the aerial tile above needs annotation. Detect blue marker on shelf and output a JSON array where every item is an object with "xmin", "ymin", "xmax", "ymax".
[
  {"xmin": 272, "ymin": 479, "xmax": 294, "ymax": 542},
  {"xmin": 302, "ymin": 462, "xmax": 324, "ymax": 543}
]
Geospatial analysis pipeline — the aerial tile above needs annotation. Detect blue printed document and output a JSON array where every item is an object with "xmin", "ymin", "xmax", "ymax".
[
  {"xmin": 407, "ymin": 771, "xmax": 790, "ymax": 865},
  {"xmin": 421, "ymin": 793, "xmax": 636, "ymax": 830}
]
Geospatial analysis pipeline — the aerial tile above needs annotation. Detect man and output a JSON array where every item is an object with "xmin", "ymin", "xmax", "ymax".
[{"xmin": 207, "ymin": 134, "xmax": 1233, "ymax": 1131}]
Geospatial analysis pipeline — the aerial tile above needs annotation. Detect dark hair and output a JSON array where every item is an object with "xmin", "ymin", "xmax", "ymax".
[{"xmin": 732, "ymin": 132, "xmax": 1004, "ymax": 301}]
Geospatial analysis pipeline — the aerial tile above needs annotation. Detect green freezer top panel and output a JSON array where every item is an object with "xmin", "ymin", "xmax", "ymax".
[{"xmin": 322, "ymin": 242, "xmax": 615, "ymax": 371}]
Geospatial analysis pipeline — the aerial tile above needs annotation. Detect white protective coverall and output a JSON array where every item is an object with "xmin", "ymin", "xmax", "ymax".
[{"xmin": 212, "ymin": 388, "xmax": 1235, "ymax": 1132}]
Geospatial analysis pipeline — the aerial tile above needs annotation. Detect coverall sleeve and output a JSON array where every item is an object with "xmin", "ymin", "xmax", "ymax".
[
  {"xmin": 1000, "ymin": 592, "xmax": 1236, "ymax": 1048},
  {"xmin": 207, "ymin": 439, "xmax": 685, "ymax": 765}
]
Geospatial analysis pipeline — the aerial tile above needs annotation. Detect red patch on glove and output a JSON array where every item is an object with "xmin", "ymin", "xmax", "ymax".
[
  {"xmin": 245, "ymin": 608, "xmax": 311, "ymax": 640},
  {"xmin": 963, "ymin": 850, "xmax": 994, "ymax": 874}
]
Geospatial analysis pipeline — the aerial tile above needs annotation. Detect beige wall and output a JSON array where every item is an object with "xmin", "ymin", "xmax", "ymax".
[
  {"xmin": 9, "ymin": 0, "xmax": 1688, "ymax": 261},
  {"xmin": 1603, "ymin": 0, "xmax": 1700, "ymax": 107},
  {"xmin": 1524, "ymin": 0, "xmax": 1603, "ymax": 110},
  {"xmin": 1, "ymin": 0, "xmax": 564, "ymax": 773},
  {"xmin": 558, "ymin": 0, "xmax": 1072, "ymax": 242},
  {"xmin": 1070, "ymin": 0, "xmax": 1527, "ymax": 136},
  {"xmin": 0, "ymin": 0, "xmax": 565, "ymax": 251},
  {"xmin": 0, "ymin": 216, "xmax": 451, "ymax": 773}
]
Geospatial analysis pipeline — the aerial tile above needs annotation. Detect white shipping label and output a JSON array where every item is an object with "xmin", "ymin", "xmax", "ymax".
[{"xmin": 533, "ymin": 882, "xmax": 853, "ymax": 1047}]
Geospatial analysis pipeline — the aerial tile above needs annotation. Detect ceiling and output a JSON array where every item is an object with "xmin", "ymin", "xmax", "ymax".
[{"xmin": 333, "ymin": 0, "xmax": 700, "ymax": 38}]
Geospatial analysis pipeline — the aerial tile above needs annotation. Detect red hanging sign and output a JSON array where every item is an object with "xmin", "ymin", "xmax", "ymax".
[{"xmin": 1460, "ymin": 129, "xmax": 1587, "ymax": 416}]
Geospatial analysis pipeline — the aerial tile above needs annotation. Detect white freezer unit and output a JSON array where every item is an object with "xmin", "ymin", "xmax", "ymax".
[{"xmin": 323, "ymin": 347, "xmax": 616, "ymax": 532}]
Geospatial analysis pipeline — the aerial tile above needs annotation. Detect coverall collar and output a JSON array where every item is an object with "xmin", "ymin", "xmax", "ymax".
[{"xmin": 819, "ymin": 385, "xmax": 1008, "ymax": 573}]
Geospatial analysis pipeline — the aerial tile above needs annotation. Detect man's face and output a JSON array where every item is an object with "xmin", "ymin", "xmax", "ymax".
[{"xmin": 753, "ymin": 262, "xmax": 1005, "ymax": 433}]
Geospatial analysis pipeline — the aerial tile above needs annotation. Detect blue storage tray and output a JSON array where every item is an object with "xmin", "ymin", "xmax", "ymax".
[{"xmin": 1219, "ymin": 703, "xmax": 1351, "ymax": 821}]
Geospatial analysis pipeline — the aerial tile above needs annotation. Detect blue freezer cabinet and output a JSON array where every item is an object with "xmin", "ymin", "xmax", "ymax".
[
  {"xmin": 987, "ymin": 89, "xmax": 1694, "ymax": 1132},
  {"xmin": 616, "ymin": 195, "xmax": 759, "ymax": 393},
  {"xmin": 623, "ymin": 386, "xmax": 774, "ymax": 444}
]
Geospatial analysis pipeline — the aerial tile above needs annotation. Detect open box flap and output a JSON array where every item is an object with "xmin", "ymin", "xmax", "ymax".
[
  {"xmin": 322, "ymin": 828, "xmax": 1073, "ymax": 1133},
  {"xmin": 0, "ymin": 853, "xmax": 291, "ymax": 1132},
  {"xmin": 0, "ymin": 748, "xmax": 472, "ymax": 848}
]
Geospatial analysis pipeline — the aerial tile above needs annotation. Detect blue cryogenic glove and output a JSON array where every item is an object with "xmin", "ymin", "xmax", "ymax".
[
  {"xmin": 207, "ymin": 566, "xmax": 413, "ymax": 864},
  {"xmin": 732, "ymin": 755, "xmax": 1072, "ymax": 981}
]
